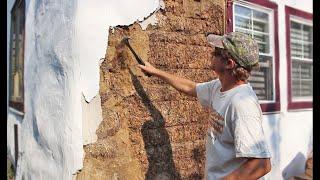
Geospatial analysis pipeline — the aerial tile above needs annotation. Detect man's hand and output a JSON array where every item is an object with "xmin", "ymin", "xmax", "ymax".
[
  {"xmin": 137, "ymin": 61, "xmax": 198, "ymax": 97},
  {"xmin": 222, "ymin": 158, "xmax": 271, "ymax": 180},
  {"xmin": 138, "ymin": 61, "xmax": 160, "ymax": 76}
]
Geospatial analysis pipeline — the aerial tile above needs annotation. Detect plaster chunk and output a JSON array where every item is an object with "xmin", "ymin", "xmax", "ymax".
[{"xmin": 82, "ymin": 94, "xmax": 103, "ymax": 145}]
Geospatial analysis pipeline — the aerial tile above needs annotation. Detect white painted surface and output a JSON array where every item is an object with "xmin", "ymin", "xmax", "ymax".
[
  {"xmin": 8, "ymin": 0, "xmax": 83, "ymax": 179},
  {"xmin": 7, "ymin": 0, "xmax": 16, "ymax": 167},
  {"xmin": 271, "ymin": 0, "xmax": 313, "ymax": 13},
  {"xmin": 262, "ymin": 113, "xmax": 282, "ymax": 179},
  {"xmin": 139, "ymin": 13, "xmax": 159, "ymax": 30},
  {"xmin": 261, "ymin": 110, "xmax": 312, "ymax": 179},
  {"xmin": 75, "ymin": 0, "xmax": 160, "ymax": 102},
  {"xmin": 7, "ymin": 0, "xmax": 160, "ymax": 179},
  {"xmin": 262, "ymin": 0, "xmax": 313, "ymax": 179},
  {"xmin": 279, "ymin": 112, "xmax": 312, "ymax": 179},
  {"xmin": 81, "ymin": 94, "xmax": 102, "ymax": 145}
]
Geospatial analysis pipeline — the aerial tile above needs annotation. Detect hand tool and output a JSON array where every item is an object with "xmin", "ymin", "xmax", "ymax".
[{"xmin": 121, "ymin": 37, "xmax": 152, "ymax": 77}]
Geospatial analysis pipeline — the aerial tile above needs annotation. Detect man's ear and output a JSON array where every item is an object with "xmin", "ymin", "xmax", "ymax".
[{"xmin": 225, "ymin": 58, "xmax": 236, "ymax": 69}]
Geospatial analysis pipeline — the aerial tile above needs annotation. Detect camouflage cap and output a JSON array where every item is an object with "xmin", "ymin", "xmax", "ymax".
[{"xmin": 206, "ymin": 32, "xmax": 259, "ymax": 69}]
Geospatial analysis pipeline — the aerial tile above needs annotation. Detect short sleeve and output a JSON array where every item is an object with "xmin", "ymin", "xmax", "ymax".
[
  {"xmin": 196, "ymin": 80, "xmax": 217, "ymax": 108},
  {"xmin": 230, "ymin": 96, "xmax": 271, "ymax": 158}
]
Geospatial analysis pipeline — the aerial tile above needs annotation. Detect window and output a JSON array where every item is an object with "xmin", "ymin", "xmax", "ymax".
[
  {"xmin": 227, "ymin": 0, "xmax": 280, "ymax": 112},
  {"xmin": 290, "ymin": 21, "xmax": 312, "ymax": 99},
  {"xmin": 9, "ymin": 0, "xmax": 25, "ymax": 112},
  {"xmin": 234, "ymin": 4, "xmax": 273, "ymax": 101},
  {"xmin": 286, "ymin": 6, "xmax": 313, "ymax": 109}
]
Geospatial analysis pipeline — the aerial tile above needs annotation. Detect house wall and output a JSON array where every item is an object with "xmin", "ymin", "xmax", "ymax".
[
  {"xmin": 7, "ymin": 0, "xmax": 312, "ymax": 179},
  {"xmin": 7, "ymin": 0, "xmax": 83, "ymax": 179},
  {"xmin": 75, "ymin": 0, "xmax": 162, "ymax": 102},
  {"xmin": 77, "ymin": 0, "xmax": 225, "ymax": 179},
  {"xmin": 262, "ymin": 0, "xmax": 313, "ymax": 179},
  {"xmin": 7, "ymin": 0, "xmax": 160, "ymax": 179},
  {"xmin": 7, "ymin": 0, "xmax": 17, "ymax": 166},
  {"xmin": 77, "ymin": 0, "xmax": 312, "ymax": 179}
]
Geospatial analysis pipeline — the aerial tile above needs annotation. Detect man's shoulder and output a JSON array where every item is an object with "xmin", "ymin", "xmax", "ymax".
[
  {"xmin": 210, "ymin": 79, "xmax": 221, "ymax": 86},
  {"xmin": 197, "ymin": 79, "xmax": 221, "ymax": 93},
  {"xmin": 230, "ymin": 86, "xmax": 260, "ymax": 112},
  {"xmin": 197, "ymin": 79, "xmax": 220, "ymax": 87}
]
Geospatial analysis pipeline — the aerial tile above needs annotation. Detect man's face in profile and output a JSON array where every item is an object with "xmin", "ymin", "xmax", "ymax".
[{"xmin": 210, "ymin": 48, "xmax": 228, "ymax": 77}]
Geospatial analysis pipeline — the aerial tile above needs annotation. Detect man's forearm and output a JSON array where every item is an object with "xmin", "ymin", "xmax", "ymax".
[
  {"xmin": 153, "ymin": 69, "xmax": 197, "ymax": 97},
  {"xmin": 223, "ymin": 158, "xmax": 271, "ymax": 180}
]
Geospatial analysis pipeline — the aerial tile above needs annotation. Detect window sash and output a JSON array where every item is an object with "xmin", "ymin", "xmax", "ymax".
[
  {"xmin": 291, "ymin": 60, "xmax": 313, "ymax": 99},
  {"xmin": 290, "ymin": 17, "xmax": 313, "ymax": 100},
  {"xmin": 234, "ymin": 3, "xmax": 275, "ymax": 102}
]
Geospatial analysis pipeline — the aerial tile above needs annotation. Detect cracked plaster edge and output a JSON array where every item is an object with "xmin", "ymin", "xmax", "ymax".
[
  {"xmin": 80, "ymin": 1, "xmax": 166, "ymax": 154},
  {"xmin": 109, "ymin": 0, "xmax": 165, "ymax": 32},
  {"xmin": 81, "ymin": 92, "xmax": 103, "ymax": 145},
  {"xmin": 81, "ymin": 0, "xmax": 164, "ymax": 103},
  {"xmin": 80, "ymin": 0, "xmax": 166, "ymax": 150},
  {"xmin": 139, "ymin": 0, "xmax": 165, "ymax": 30},
  {"xmin": 82, "ymin": 0, "xmax": 165, "ymax": 103}
]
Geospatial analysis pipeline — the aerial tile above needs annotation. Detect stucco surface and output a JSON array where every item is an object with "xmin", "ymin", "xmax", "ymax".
[
  {"xmin": 11, "ymin": 1, "xmax": 83, "ymax": 179},
  {"xmin": 7, "ymin": 0, "xmax": 161, "ymax": 179},
  {"xmin": 75, "ymin": 0, "xmax": 161, "ymax": 102}
]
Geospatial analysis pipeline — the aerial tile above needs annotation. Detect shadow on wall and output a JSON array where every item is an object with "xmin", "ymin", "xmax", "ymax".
[
  {"xmin": 282, "ymin": 152, "xmax": 306, "ymax": 179},
  {"xmin": 129, "ymin": 69, "xmax": 181, "ymax": 180},
  {"xmin": 266, "ymin": 116, "xmax": 281, "ymax": 161}
]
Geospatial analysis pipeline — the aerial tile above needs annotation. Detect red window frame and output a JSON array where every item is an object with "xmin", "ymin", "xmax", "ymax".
[
  {"xmin": 226, "ymin": 0, "xmax": 280, "ymax": 113},
  {"xmin": 285, "ymin": 6, "xmax": 313, "ymax": 110}
]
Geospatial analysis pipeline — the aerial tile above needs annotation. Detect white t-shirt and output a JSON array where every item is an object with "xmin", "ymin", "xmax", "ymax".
[{"xmin": 196, "ymin": 79, "xmax": 271, "ymax": 180}]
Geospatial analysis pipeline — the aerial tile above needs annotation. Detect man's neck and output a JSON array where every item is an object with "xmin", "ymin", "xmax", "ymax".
[{"xmin": 219, "ymin": 75, "xmax": 246, "ymax": 92}]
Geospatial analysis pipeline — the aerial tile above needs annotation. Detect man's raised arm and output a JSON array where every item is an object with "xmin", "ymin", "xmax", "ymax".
[{"xmin": 138, "ymin": 62, "xmax": 197, "ymax": 97}]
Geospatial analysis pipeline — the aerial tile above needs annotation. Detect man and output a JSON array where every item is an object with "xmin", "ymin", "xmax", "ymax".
[{"xmin": 137, "ymin": 32, "xmax": 271, "ymax": 180}]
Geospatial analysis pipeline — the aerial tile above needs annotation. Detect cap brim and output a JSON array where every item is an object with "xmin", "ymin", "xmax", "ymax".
[{"xmin": 206, "ymin": 34, "xmax": 224, "ymax": 49}]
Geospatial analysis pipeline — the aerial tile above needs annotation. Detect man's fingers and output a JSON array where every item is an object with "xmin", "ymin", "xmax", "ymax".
[
  {"xmin": 144, "ymin": 61, "xmax": 151, "ymax": 66},
  {"xmin": 137, "ymin": 65, "xmax": 149, "ymax": 73},
  {"xmin": 138, "ymin": 64, "xmax": 149, "ymax": 71},
  {"xmin": 137, "ymin": 64, "xmax": 145, "ymax": 69},
  {"xmin": 137, "ymin": 62, "xmax": 157, "ymax": 76}
]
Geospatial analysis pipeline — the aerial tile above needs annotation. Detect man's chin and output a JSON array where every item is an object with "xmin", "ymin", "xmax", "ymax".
[
  {"xmin": 212, "ymin": 70, "xmax": 218, "ymax": 78},
  {"xmin": 213, "ymin": 69, "xmax": 226, "ymax": 76}
]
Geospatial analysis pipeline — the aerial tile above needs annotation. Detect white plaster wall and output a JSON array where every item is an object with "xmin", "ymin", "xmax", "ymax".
[
  {"xmin": 262, "ymin": 111, "xmax": 312, "ymax": 180},
  {"xmin": 75, "ymin": 0, "xmax": 161, "ymax": 102},
  {"xmin": 7, "ymin": 0, "xmax": 19, "ymax": 166},
  {"xmin": 279, "ymin": 111, "xmax": 312, "ymax": 179},
  {"xmin": 262, "ymin": 114, "xmax": 282, "ymax": 179},
  {"xmin": 7, "ymin": 0, "xmax": 161, "ymax": 179},
  {"xmin": 81, "ymin": 94, "xmax": 102, "ymax": 145},
  {"xmin": 76, "ymin": 0, "xmax": 162, "ymax": 145},
  {"xmin": 8, "ymin": 0, "xmax": 83, "ymax": 179}
]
